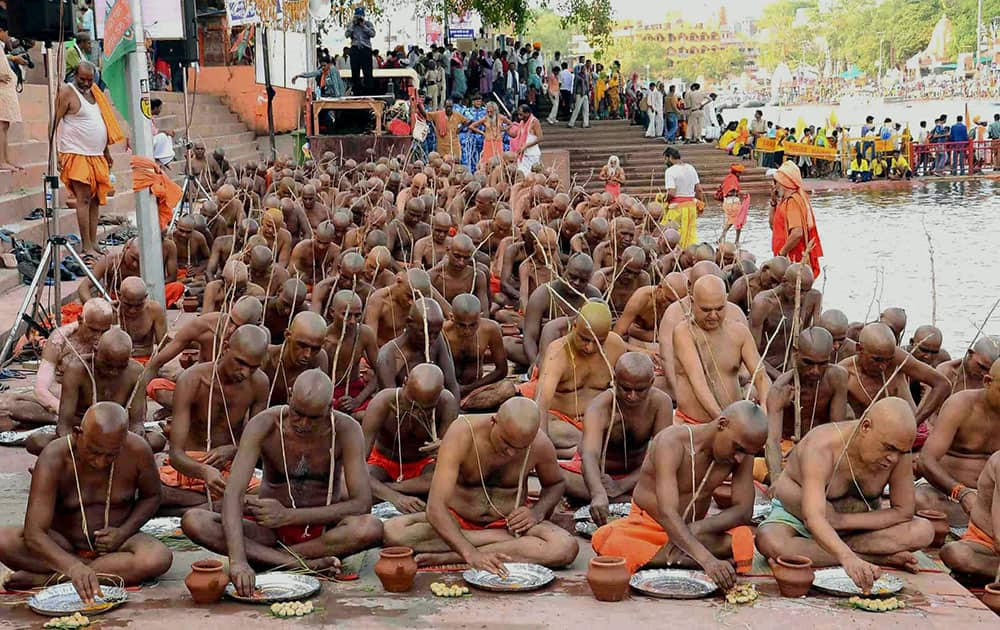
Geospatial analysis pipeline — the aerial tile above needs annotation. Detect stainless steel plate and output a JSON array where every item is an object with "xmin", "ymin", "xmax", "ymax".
[
  {"xmin": 28, "ymin": 583, "xmax": 128, "ymax": 617},
  {"xmin": 224, "ymin": 572, "xmax": 321, "ymax": 604},
  {"xmin": 812, "ymin": 567, "xmax": 904, "ymax": 597},
  {"xmin": 573, "ymin": 503, "xmax": 631, "ymax": 521},
  {"xmin": 140, "ymin": 516, "xmax": 183, "ymax": 538},
  {"xmin": 371, "ymin": 501, "xmax": 403, "ymax": 521},
  {"xmin": 629, "ymin": 569, "xmax": 718, "ymax": 599},
  {"xmin": 462, "ymin": 563, "xmax": 555, "ymax": 592}
]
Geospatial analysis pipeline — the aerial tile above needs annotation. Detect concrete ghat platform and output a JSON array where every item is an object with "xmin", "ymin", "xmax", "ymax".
[{"xmin": 0, "ymin": 525, "xmax": 996, "ymax": 628}]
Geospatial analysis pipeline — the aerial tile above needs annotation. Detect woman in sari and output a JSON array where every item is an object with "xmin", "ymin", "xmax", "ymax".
[
  {"xmin": 450, "ymin": 57, "xmax": 467, "ymax": 101},
  {"xmin": 607, "ymin": 64, "xmax": 623, "ymax": 119},
  {"xmin": 468, "ymin": 102, "xmax": 511, "ymax": 173},
  {"xmin": 479, "ymin": 51, "xmax": 493, "ymax": 97},
  {"xmin": 731, "ymin": 118, "xmax": 751, "ymax": 157},
  {"xmin": 594, "ymin": 67, "xmax": 607, "ymax": 120},
  {"xmin": 718, "ymin": 121, "xmax": 739, "ymax": 152}
]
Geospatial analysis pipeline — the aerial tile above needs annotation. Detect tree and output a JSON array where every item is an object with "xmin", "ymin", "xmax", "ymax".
[
  {"xmin": 523, "ymin": 9, "xmax": 573, "ymax": 56},
  {"xmin": 671, "ymin": 47, "xmax": 747, "ymax": 82},
  {"xmin": 756, "ymin": 0, "xmax": 820, "ymax": 70}
]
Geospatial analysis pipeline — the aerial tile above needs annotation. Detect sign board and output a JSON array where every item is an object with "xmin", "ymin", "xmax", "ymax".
[
  {"xmin": 255, "ymin": 29, "xmax": 310, "ymax": 91},
  {"xmin": 755, "ymin": 137, "xmax": 778, "ymax": 152},
  {"xmin": 424, "ymin": 16, "xmax": 444, "ymax": 45},
  {"xmin": 450, "ymin": 29, "xmax": 475, "ymax": 39},
  {"xmin": 782, "ymin": 141, "xmax": 837, "ymax": 160},
  {"xmin": 97, "ymin": 0, "xmax": 185, "ymax": 40},
  {"xmin": 227, "ymin": 0, "xmax": 282, "ymax": 27},
  {"xmin": 448, "ymin": 12, "xmax": 480, "ymax": 40}
]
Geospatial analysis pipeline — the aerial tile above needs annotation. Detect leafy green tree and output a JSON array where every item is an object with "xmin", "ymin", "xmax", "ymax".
[{"xmin": 523, "ymin": 9, "xmax": 572, "ymax": 55}]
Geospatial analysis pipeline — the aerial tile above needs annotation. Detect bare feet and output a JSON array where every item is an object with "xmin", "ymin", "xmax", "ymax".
[
  {"xmin": 414, "ymin": 551, "xmax": 464, "ymax": 567},
  {"xmin": 878, "ymin": 551, "xmax": 920, "ymax": 573},
  {"xmin": 3, "ymin": 569, "xmax": 52, "ymax": 591},
  {"xmin": 304, "ymin": 556, "xmax": 341, "ymax": 575}
]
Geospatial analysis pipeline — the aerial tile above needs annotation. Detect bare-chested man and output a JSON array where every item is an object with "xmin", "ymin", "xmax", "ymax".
[
  {"xmin": 673, "ymin": 275, "xmax": 770, "ymax": 425},
  {"xmin": 142, "ymin": 296, "xmax": 263, "ymax": 410},
  {"xmin": 413, "ymin": 211, "xmax": 453, "ymax": 270},
  {"xmin": 261, "ymin": 279, "xmax": 309, "ymax": 344},
  {"xmin": 322, "ymin": 290, "xmax": 379, "ymax": 415},
  {"xmin": 839, "ymin": 323, "xmax": 950, "ymax": 447},
  {"xmin": 518, "ymin": 227, "xmax": 561, "ymax": 309},
  {"xmin": 534, "ymin": 301, "xmax": 628, "ymax": 458},
  {"xmin": 387, "ymin": 198, "xmax": 431, "ymax": 264},
  {"xmin": 591, "ymin": 401, "xmax": 767, "ymax": 587},
  {"xmin": 564, "ymin": 353, "xmax": 674, "ymax": 522},
  {"xmin": 158, "ymin": 325, "xmax": 270, "ymax": 514},
  {"xmin": 261, "ymin": 312, "xmax": 329, "ymax": 406},
  {"xmin": 507, "ymin": 253, "xmax": 602, "ymax": 368},
  {"xmin": 206, "ymin": 218, "xmax": 257, "ymax": 281},
  {"xmin": 570, "ymin": 216, "xmax": 609, "ymax": 257},
  {"xmin": 364, "ymin": 268, "xmax": 443, "ymax": 348},
  {"xmin": 657, "ymin": 261, "xmax": 749, "ymax": 398},
  {"xmin": 289, "ymin": 221, "xmax": 339, "ymax": 289},
  {"xmin": 429, "ymin": 234, "xmax": 490, "ymax": 317},
  {"xmin": 728, "ymin": 256, "xmax": 789, "ymax": 315},
  {"xmin": 442, "ymin": 294, "xmax": 507, "ymax": 404},
  {"xmin": 762, "ymin": 327, "xmax": 848, "ymax": 483},
  {"xmin": 26, "ymin": 329, "xmax": 148, "ymax": 456},
  {"xmin": 183, "ymin": 370, "xmax": 382, "ymax": 593},
  {"xmin": 756, "ymin": 398, "xmax": 935, "ymax": 591},
  {"xmin": 202, "ymin": 260, "xmax": 266, "ymax": 314},
  {"xmin": 0, "ymin": 403, "xmax": 171, "ymax": 599},
  {"xmin": 363, "ymin": 364, "xmax": 458, "ymax": 513},
  {"xmin": 383, "ymin": 398, "xmax": 579, "ymax": 572},
  {"xmin": 301, "ymin": 184, "xmax": 332, "ymax": 230},
  {"xmin": 880, "ymin": 307, "xmax": 908, "ymax": 345},
  {"xmin": 375, "ymin": 298, "xmax": 461, "ymax": 402},
  {"xmin": 915, "ymin": 359, "xmax": 1000, "ymax": 526},
  {"xmin": 936, "ymin": 335, "xmax": 999, "ymax": 396},
  {"xmin": 0, "ymin": 299, "xmax": 113, "ymax": 426},
  {"xmin": 171, "ymin": 214, "xmax": 211, "ymax": 279},
  {"xmin": 592, "ymin": 217, "xmax": 636, "ymax": 269},
  {"xmin": 817, "ymin": 309, "xmax": 858, "ymax": 362},
  {"xmin": 939, "ymin": 450, "xmax": 1000, "ymax": 578},
  {"xmin": 311, "ymin": 252, "xmax": 371, "ymax": 318},
  {"xmin": 260, "ymin": 208, "xmax": 293, "ymax": 268},
  {"xmin": 749, "ymin": 263, "xmax": 822, "ymax": 379},
  {"xmin": 614, "ymin": 271, "xmax": 687, "ymax": 344},
  {"xmin": 116, "ymin": 277, "xmax": 166, "ymax": 362},
  {"xmin": 246, "ymin": 244, "xmax": 291, "ymax": 297},
  {"xmin": 591, "ymin": 245, "xmax": 651, "ymax": 318}
]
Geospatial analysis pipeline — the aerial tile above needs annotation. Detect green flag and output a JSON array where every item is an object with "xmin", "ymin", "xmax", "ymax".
[{"xmin": 101, "ymin": 0, "xmax": 138, "ymax": 125}]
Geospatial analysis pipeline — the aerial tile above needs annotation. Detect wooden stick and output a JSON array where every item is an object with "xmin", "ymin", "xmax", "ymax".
[{"xmin": 921, "ymin": 215, "xmax": 938, "ymax": 326}]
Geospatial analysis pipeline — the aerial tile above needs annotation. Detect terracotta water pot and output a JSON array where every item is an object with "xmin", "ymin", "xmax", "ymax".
[
  {"xmin": 185, "ymin": 559, "xmax": 228, "ymax": 604},
  {"xmin": 182, "ymin": 295, "xmax": 199, "ymax": 313},
  {"xmin": 587, "ymin": 556, "xmax": 630, "ymax": 602},
  {"xmin": 768, "ymin": 554, "xmax": 814, "ymax": 597},
  {"xmin": 179, "ymin": 348, "xmax": 199, "ymax": 369},
  {"xmin": 375, "ymin": 546, "xmax": 418, "ymax": 593},
  {"xmin": 983, "ymin": 583, "xmax": 1000, "ymax": 613},
  {"xmin": 917, "ymin": 509, "xmax": 949, "ymax": 547}
]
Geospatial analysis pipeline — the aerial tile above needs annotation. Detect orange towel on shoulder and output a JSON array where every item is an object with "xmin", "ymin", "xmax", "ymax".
[
  {"xmin": 92, "ymin": 84, "xmax": 125, "ymax": 146},
  {"xmin": 591, "ymin": 502, "xmax": 754, "ymax": 574}
]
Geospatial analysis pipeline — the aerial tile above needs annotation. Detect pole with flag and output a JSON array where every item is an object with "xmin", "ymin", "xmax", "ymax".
[{"xmin": 101, "ymin": 0, "xmax": 165, "ymax": 304}]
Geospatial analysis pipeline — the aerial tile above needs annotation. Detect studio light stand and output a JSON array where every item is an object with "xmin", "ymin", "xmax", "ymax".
[
  {"xmin": 168, "ymin": 63, "xmax": 211, "ymax": 230},
  {"xmin": 0, "ymin": 43, "xmax": 110, "ymax": 368}
]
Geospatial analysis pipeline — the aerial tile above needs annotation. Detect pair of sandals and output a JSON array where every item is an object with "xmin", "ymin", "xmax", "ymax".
[{"xmin": 23, "ymin": 207, "xmax": 52, "ymax": 221}]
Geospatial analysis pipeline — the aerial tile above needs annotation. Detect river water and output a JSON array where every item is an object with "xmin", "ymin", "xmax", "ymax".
[{"xmin": 696, "ymin": 179, "xmax": 999, "ymax": 354}]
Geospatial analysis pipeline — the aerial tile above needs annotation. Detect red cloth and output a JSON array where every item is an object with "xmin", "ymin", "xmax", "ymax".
[
  {"xmin": 449, "ymin": 508, "xmax": 507, "ymax": 531},
  {"xmin": 146, "ymin": 377, "xmax": 176, "ymax": 399},
  {"xmin": 245, "ymin": 515, "xmax": 326, "ymax": 546},
  {"xmin": 164, "ymin": 281, "xmax": 185, "ymax": 308},
  {"xmin": 674, "ymin": 409, "xmax": 705, "ymax": 425},
  {"xmin": 717, "ymin": 173, "xmax": 740, "ymax": 199},
  {"xmin": 913, "ymin": 421, "xmax": 930, "ymax": 450},
  {"xmin": 60, "ymin": 302, "xmax": 84, "ymax": 325},
  {"xmin": 333, "ymin": 378, "xmax": 370, "ymax": 412},
  {"xmin": 367, "ymin": 445, "xmax": 434, "ymax": 481},
  {"xmin": 771, "ymin": 161, "xmax": 824, "ymax": 278}
]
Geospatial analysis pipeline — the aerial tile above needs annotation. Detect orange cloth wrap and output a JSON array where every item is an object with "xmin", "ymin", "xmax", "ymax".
[
  {"xmin": 515, "ymin": 367, "xmax": 582, "ymax": 429},
  {"xmin": 159, "ymin": 451, "xmax": 260, "ymax": 496},
  {"xmin": 164, "ymin": 281, "xmax": 185, "ymax": 308},
  {"xmin": 960, "ymin": 521, "xmax": 996, "ymax": 553},
  {"xmin": 367, "ymin": 445, "xmax": 434, "ymax": 481},
  {"xmin": 674, "ymin": 409, "xmax": 706, "ymax": 425},
  {"xmin": 131, "ymin": 156, "xmax": 183, "ymax": 230},
  {"xmin": 558, "ymin": 451, "xmax": 628, "ymax": 479},
  {"xmin": 145, "ymin": 377, "xmax": 176, "ymax": 399},
  {"xmin": 59, "ymin": 153, "xmax": 113, "ymax": 206},
  {"xmin": 591, "ymin": 502, "xmax": 754, "ymax": 574}
]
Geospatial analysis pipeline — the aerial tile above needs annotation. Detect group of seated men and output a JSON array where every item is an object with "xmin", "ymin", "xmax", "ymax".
[{"xmin": 1, "ymin": 150, "xmax": 998, "ymax": 604}]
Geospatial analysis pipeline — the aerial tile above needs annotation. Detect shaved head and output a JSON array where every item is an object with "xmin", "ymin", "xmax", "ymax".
[
  {"xmin": 406, "ymin": 268, "xmax": 432, "ymax": 296},
  {"xmin": 692, "ymin": 275, "xmax": 728, "ymax": 330},
  {"xmin": 289, "ymin": 310, "xmax": 327, "ymax": 340},
  {"xmin": 96, "ymin": 328, "xmax": 133, "ymax": 366},
  {"xmin": 861, "ymin": 396, "xmax": 917, "ymax": 451},
  {"xmin": 662, "ymin": 271, "xmax": 688, "ymax": 301},
  {"xmin": 818, "ymin": 309, "xmax": 849, "ymax": 337},
  {"xmin": 82, "ymin": 298, "xmax": 114, "ymax": 332},
  {"xmin": 621, "ymin": 245, "xmax": 646, "ymax": 271},
  {"xmin": 119, "ymin": 276, "xmax": 148, "ymax": 302},
  {"xmin": 451, "ymin": 293, "xmax": 481, "ymax": 317},
  {"xmin": 911, "ymin": 325, "xmax": 943, "ymax": 352},
  {"xmin": 290, "ymin": 369, "xmax": 333, "ymax": 419},
  {"xmin": 689, "ymin": 261, "xmax": 725, "ymax": 286},
  {"xmin": 719, "ymin": 400, "xmax": 768, "ymax": 450},
  {"xmin": 879, "ymin": 307, "xmax": 907, "ymax": 342},
  {"xmin": 404, "ymin": 363, "xmax": 445, "ymax": 407},
  {"xmin": 250, "ymin": 245, "xmax": 274, "ymax": 270},
  {"xmin": 615, "ymin": 351, "xmax": 655, "ymax": 384},
  {"xmin": 859, "ymin": 322, "xmax": 897, "ymax": 355},
  {"xmin": 280, "ymin": 278, "xmax": 308, "ymax": 307},
  {"xmin": 409, "ymin": 297, "xmax": 444, "ymax": 329},
  {"xmin": 799, "ymin": 326, "xmax": 834, "ymax": 358},
  {"xmin": 495, "ymin": 397, "xmax": 540, "ymax": 447},
  {"xmin": 78, "ymin": 401, "xmax": 128, "ymax": 466},
  {"xmin": 577, "ymin": 300, "xmax": 613, "ymax": 339},
  {"xmin": 340, "ymin": 252, "xmax": 365, "ymax": 277},
  {"xmin": 230, "ymin": 295, "xmax": 263, "ymax": 325},
  {"xmin": 229, "ymin": 324, "xmax": 269, "ymax": 358}
]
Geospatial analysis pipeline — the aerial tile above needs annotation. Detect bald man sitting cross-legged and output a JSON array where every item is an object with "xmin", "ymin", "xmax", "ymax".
[
  {"xmin": 383, "ymin": 398, "xmax": 579, "ymax": 573},
  {"xmin": 0, "ymin": 402, "xmax": 171, "ymax": 601},
  {"xmin": 756, "ymin": 398, "xmax": 935, "ymax": 593}
]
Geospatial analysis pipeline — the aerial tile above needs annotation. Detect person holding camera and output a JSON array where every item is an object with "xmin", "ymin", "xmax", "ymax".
[{"xmin": 345, "ymin": 7, "xmax": 375, "ymax": 96}]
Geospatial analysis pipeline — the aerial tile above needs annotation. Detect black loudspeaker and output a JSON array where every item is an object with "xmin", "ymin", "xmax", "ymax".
[
  {"xmin": 8, "ymin": 0, "xmax": 75, "ymax": 42},
  {"xmin": 180, "ymin": 0, "xmax": 200, "ymax": 64}
]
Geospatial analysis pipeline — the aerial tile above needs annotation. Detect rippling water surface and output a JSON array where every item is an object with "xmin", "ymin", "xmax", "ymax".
[{"xmin": 695, "ymin": 179, "xmax": 999, "ymax": 353}]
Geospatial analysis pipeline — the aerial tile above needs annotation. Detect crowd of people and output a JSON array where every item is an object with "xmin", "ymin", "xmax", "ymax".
[{"xmin": 0, "ymin": 122, "xmax": 997, "ymax": 608}]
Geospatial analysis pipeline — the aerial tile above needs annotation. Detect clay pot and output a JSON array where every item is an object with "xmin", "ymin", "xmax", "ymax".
[
  {"xmin": 179, "ymin": 348, "xmax": 199, "ymax": 369},
  {"xmin": 917, "ymin": 509, "xmax": 949, "ymax": 547},
  {"xmin": 983, "ymin": 583, "xmax": 1000, "ymax": 613},
  {"xmin": 182, "ymin": 295, "xmax": 200, "ymax": 312},
  {"xmin": 374, "ymin": 546, "xmax": 418, "ymax": 593},
  {"xmin": 768, "ymin": 554, "xmax": 814, "ymax": 598},
  {"xmin": 712, "ymin": 480, "xmax": 734, "ymax": 509},
  {"xmin": 587, "ymin": 556, "xmax": 630, "ymax": 602},
  {"xmin": 184, "ymin": 559, "xmax": 228, "ymax": 604}
]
